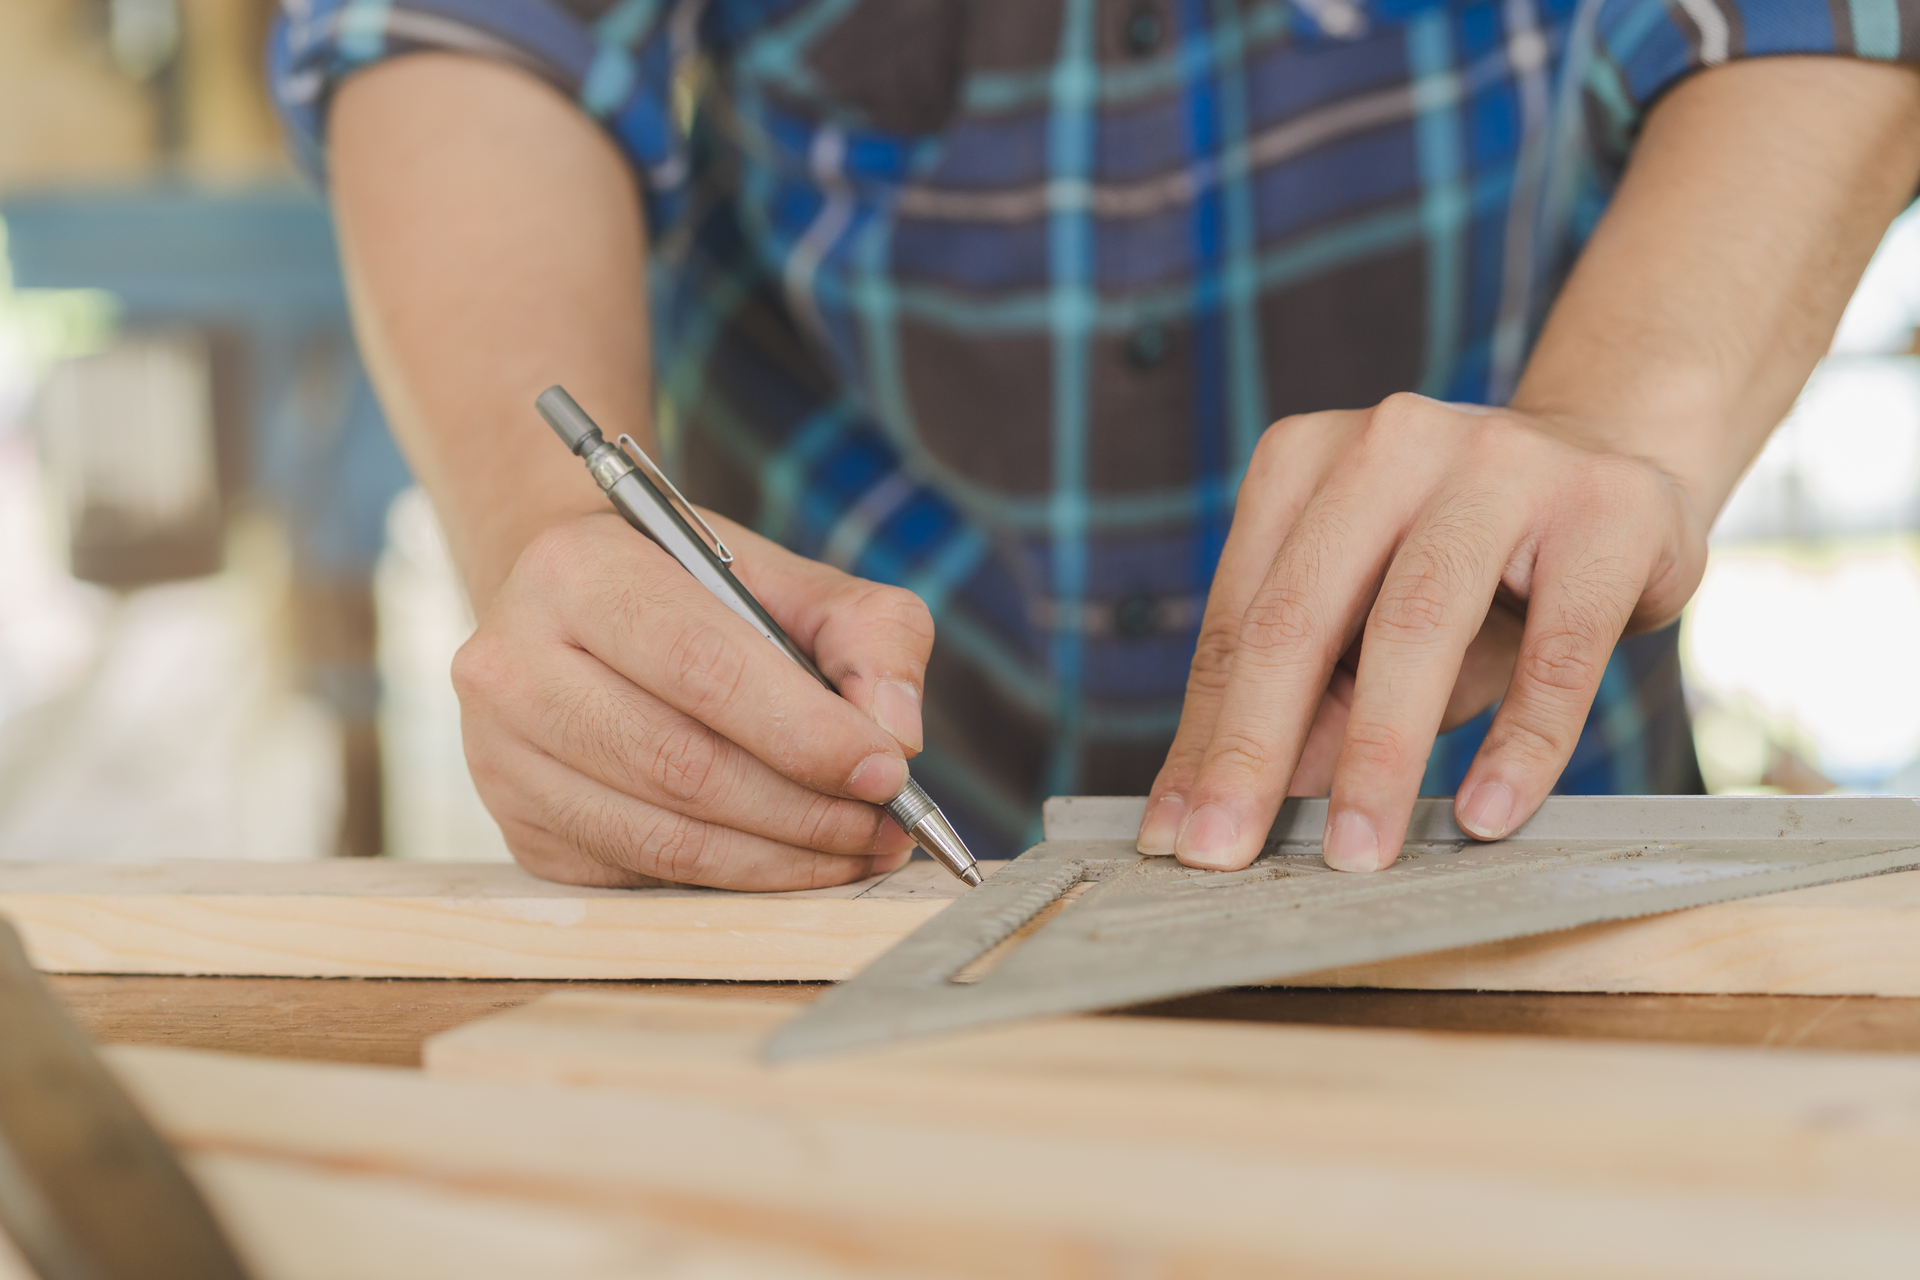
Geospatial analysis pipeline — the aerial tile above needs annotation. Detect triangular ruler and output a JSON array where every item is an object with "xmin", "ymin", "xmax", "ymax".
[{"xmin": 769, "ymin": 795, "xmax": 1920, "ymax": 1059}]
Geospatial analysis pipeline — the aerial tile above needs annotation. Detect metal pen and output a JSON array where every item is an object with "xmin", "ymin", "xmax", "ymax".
[{"xmin": 537, "ymin": 386, "xmax": 981, "ymax": 887}]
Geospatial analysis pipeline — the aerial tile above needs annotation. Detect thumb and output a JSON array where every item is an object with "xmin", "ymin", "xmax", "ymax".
[
  {"xmin": 716, "ymin": 517, "xmax": 934, "ymax": 755},
  {"xmin": 809, "ymin": 578, "xmax": 934, "ymax": 755}
]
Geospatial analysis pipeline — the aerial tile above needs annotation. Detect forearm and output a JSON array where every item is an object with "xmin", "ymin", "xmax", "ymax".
[
  {"xmin": 1513, "ymin": 57, "xmax": 1920, "ymax": 521},
  {"xmin": 330, "ymin": 53, "xmax": 654, "ymax": 612}
]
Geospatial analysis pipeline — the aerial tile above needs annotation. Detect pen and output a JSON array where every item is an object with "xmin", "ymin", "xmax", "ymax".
[{"xmin": 536, "ymin": 385, "xmax": 982, "ymax": 888}]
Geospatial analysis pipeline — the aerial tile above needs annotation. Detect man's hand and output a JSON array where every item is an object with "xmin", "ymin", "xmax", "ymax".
[
  {"xmin": 1137, "ymin": 397, "xmax": 1702, "ymax": 872},
  {"xmin": 1140, "ymin": 57, "xmax": 1920, "ymax": 873},
  {"xmin": 331, "ymin": 56, "xmax": 933, "ymax": 888},
  {"xmin": 455, "ymin": 512, "xmax": 931, "ymax": 889}
]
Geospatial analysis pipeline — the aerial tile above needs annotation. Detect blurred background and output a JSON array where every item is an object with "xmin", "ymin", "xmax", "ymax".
[
  {"xmin": 0, "ymin": 0, "xmax": 503, "ymax": 863},
  {"xmin": 0, "ymin": 1, "xmax": 1915, "ymax": 866}
]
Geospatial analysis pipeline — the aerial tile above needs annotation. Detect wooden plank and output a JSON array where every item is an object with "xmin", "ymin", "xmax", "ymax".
[
  {"xmin": 0, "ymin": 1146, "xmax": 931, "ymax": 1280},
  {"xmin": 1282, "ymin": 872, "xmax": 1920, "ymax": 993},
  {"xmin": 43, "ymin": 975, "xmax": 826, "ymax": 1066},
  {"xmin": 95, "ymin": 1003, "xmax": 1920, "ymax": 1279},
  {"xmin": 179, "ymin": 1152, "xmax": 933, "ymax": 1280},
  {"xmin": 0, "ymin": 859, "xmax": 975, "ymax": 980},
  {"xmin": 8, "ymin": 848, "xmax": 1920, "ymax": 992},
  {"xmin": 423, "ymin": 992, "xmax": 1920, "ymax": 1204}
]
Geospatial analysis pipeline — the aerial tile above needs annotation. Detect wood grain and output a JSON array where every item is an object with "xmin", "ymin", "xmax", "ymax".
[
  {"xmin": 1281, "ymin": 868, "xmax": 1920, "ymax": 994},
  {"xmin": 0, "ymin": 860, "xmax": 974, "ymax": 980},
  {"xmin": 0, "ymin": 1146, "xmax": 933, "ymax": 1280},
  {"xmin": 89, "ymin": 998, "xmax": 1920, "ymax": 1279},
  {"xmin": 423, "ymin": 992, "xmax": 1920, "ymax": 1204},
  {"xmin": 8, "ymin": 846, "xmax": 1920, "ymax": 992},
  {"xmin": 43, "ymin": 975, "xmax": 824, "ymax": 1065}
]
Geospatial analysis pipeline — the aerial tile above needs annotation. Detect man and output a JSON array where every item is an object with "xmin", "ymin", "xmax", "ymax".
[{"xmin": 274, "ymin": 0, "xmax": 1920, "ymax": 887}]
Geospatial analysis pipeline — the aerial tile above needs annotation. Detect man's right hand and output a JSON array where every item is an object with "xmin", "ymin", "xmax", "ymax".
[
  {"xmin": 330, "ymin": 55, "xmax": 941, "ymax": 888},
  {"xmin": 330, "ymin": 56, "xmax": 931, "ymax": 889},
  {"xmin": 453, "ymin": 511, "xmax": 933, "ymax": 889}
]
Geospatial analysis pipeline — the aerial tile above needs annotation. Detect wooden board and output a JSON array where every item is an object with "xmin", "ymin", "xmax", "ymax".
[
  {"xmin": 41, "ymin": 974, "xmax": 827, "ymax": 1066},
  {"xmin": 0, "ymin": 1145, "xmax": 931, "ymax": 1280},
  {"xmin": 6, "ymin": 852, "xmax": 1920, "ymax": 993},
  {"xmin": 87, "ymin": 998, "xmax": 1920, "ymax": 1279},
  {"xmin": 423, "ymin": 992, "xmax": 1920, "ymax": 1203},
  {"xmin": 1285, "ymin": 872, "xmax": 1920, "ymax": 993},
  {"xmin": 0, "ymin": 859, "xmax": 974, "ymax": 980}
]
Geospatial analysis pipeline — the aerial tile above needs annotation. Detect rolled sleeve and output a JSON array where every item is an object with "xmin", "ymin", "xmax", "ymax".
[
  {"xmin": 1588, "ymin": 0, "xmax": 1920, "ymax": 156},
  {"xmin": 271, "ymin": 0, "xmax": 691, "ymax": 228}
]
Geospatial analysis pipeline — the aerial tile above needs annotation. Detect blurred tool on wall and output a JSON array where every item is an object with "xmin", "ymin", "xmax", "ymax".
[
  {"xmin": 1681, "ymin": 206, "xmax": 1920, "ymax": 799},
  {"xmin": 0, "ymin": 0, "xmax": 413, "ymax": 860}
]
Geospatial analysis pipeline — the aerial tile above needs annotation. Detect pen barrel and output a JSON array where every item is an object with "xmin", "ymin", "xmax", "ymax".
[
  {"xmin": 884, "ymin": 779, "xmax": 939, "ymax": 832},
  {"xmin": 885, "ymin": 780, "xmax": 979, "ymax": 885}
]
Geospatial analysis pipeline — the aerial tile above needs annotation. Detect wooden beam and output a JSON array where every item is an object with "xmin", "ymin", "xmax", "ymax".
[
  {"xmin": 1286, "ymin": 870, "xmax": 1920, "ymax": 993},
  {"xmin": 6, "ymin": 853, "xmax": 1920, "ymax": 992},
  {"xmin": 0, "ymin": 859, "xmax": 973, "ymax": 980},
  {"xmin": 91, "ymin": 998, "xmax": 1920, "ymax": 1279},
  {"xmin": 423, "ymin": 992, "xmax": 1920, "ymax": 1202},
  {"xmin": 0, "ymin": 1145, "xmax": 928, "ymax": 1280}
]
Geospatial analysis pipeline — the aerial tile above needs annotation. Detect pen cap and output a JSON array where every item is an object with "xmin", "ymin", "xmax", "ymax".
[{"xmin": 536, "ymin": 386, "xmax": 603, "ymax": 455}]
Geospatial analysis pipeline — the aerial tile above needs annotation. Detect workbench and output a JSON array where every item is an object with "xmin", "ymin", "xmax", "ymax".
[{"xmin": 9, "ymin": 844, "xmax": 1920, "ymax": 1280}]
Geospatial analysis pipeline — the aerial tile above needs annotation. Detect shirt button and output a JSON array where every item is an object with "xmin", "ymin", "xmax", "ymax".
[
  {"xmin": 1124, "ymin": 3, "xmax": 1163, "ymax": 56},
  {"xmin": 1125, "ymin": 321, "xmax": 1168, "ymax": 371},
  {"xmin": 1114, "ymin": 592, "xmax": 1158, "ymax": 639}
]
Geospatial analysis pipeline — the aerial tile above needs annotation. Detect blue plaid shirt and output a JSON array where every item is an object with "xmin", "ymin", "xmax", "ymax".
[{"xmin": 274, "ymin": 0, "xmax": 1912, "ymax": 855}]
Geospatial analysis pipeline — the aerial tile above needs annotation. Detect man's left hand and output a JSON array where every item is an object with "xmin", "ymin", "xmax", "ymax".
[{"xmin": 1136, "ymin": 395, "xmax": 1703, "ymax": 872}]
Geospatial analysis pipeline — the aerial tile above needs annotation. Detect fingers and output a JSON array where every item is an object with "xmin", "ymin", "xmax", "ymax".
[
  {"xmin": 1320, "ymin": 493, "xmax": 1522, "ymax": 871},
  {"xmin": 482, "ymin": 641, "xmax": 915, "ymax": 859},
  {"xmin": 469, "ymin": 732, "xmax": 910, "ymax": 891},
  {"xmin": 1453, "ymin": 529, "xmax": 1648, "ymax": 842},
  {"xmin": 1138, "ymin": 412, "xmax": 1362, "ymax": 854},
  {"xmin": 718, "ymin": 518, "xmax": 935, "ymax": 754},
  {"xmin": 461, "ymin": 512, "xmax": 946, "ymax": 891},
  {"xmin": 1168, "ymin": 480, "xmax": 1411, "ymax": 871},
  {"xmin": 518, "ymin": 517, "xmax": 912, "ymax": 806},
  {"xmin": 1148, "ymin": 395, "xmax": 1695, "ymax": 880}
]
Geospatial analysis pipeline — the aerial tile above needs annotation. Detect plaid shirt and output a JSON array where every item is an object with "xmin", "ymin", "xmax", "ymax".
[{"xmin": 274, "ymin": 0, "xmax": 1910, "ymax": 856}]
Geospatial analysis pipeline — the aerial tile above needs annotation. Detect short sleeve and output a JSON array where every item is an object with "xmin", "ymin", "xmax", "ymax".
[
  {"xmin": 1586, "ymin": 0, "xmax": 1920, "ymax": 162},
  {"xmin": 270, "ymin": 0, "xmax": 693, "ymax": 230}
]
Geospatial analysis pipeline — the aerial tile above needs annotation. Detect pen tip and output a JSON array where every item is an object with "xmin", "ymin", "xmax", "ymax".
[{"xmin": 960, "ymin": 865, "xmax": 982, "ymax": 888}]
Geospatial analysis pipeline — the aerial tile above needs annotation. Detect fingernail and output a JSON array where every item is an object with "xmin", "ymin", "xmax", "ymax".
[
  {"xmin": 847, "ymin": 753, "xmax": 908, "ymax": 804},
  {"xmin": 871, "ymin": 680, "xmax": 924, "ymax": 753},
  {"xmin": 1458, "ymin": 780, "xmax": 1515, "ymax": 840},
  {"xmin": 1323, "ymin": 810, "xmax": 1381, "ymax": 872},
  {"xmin": 1175, "ymin": 804, "xmax": 1241, "ymax": 870},
  {"xmin": 1136, "ymin": 794, "xmax": 1187, "ymax": 856}
]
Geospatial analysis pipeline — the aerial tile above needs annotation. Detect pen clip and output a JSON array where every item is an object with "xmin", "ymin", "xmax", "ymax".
[{"xmin": 616, "ymin": 434, "xmax": 734, "ymax": 566}]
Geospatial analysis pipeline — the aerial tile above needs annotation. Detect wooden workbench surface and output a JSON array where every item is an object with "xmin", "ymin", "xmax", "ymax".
[{"xmin": 47, "ymin": 974, "xmax": 1920, "ymax": 1067}]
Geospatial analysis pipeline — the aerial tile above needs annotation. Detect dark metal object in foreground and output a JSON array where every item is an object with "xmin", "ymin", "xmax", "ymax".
[
  {"xmin": 770, "ymin": 795, "xmax": 1920, "ymax": 1059},
  {"xmin": 0, "ymin": 918, "xmax": 252, "ymax": 1280},
  {"xmin": 538, "ymin": 386, "xmax": 980, "ymax": 888}
]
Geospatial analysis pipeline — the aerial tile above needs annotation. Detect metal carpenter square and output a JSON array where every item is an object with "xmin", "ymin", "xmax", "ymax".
[{"xmin": 768, "ymin": 795, "xmax": 1920, "ymax": 1059}]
